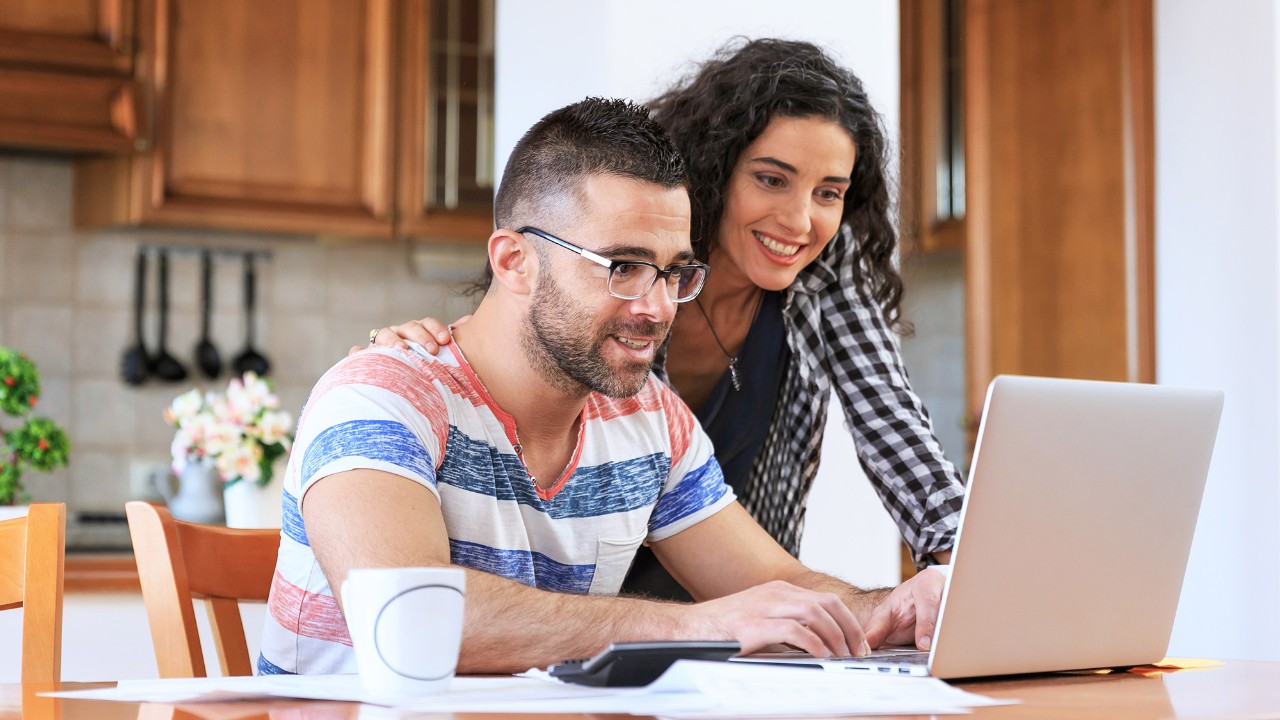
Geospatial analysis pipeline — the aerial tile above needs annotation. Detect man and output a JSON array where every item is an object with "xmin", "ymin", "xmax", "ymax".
[{"xmin": 260, "ymin": 98, "xmax": 942, "ymax": 676}]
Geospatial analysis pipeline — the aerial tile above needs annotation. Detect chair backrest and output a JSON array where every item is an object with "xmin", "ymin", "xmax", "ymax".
[
  {"xmin": 125, "ymin": 501, "xmax": 280, "ymax": 678},
  {"xmin": 0, "ymin": 503, "xmax": 65, "ymax": 684}
]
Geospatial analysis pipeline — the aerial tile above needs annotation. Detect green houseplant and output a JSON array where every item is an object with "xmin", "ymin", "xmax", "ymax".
[{"xmin": 0, "ymin": 348, "xmax": 71, "ymax": 506}]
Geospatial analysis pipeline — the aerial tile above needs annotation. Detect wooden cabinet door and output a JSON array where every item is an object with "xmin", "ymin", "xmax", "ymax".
[
  {"xmin": 0, "ymin": 0, "xmax": 140, "ymax": 152},
  {"xmin": 78, "ymin": 0, "xmax": 397, "ymax": 237},
  {"xmin": 396, "ymin": 0, "xmax": 494, "ymax": 243},
  {"xmin": 0, "ymin": 0, "xmax": 134, "ymax": 73},
  {"xmin": 964, "ymin": 0, "xmax": 1155, "ymax": 416}
]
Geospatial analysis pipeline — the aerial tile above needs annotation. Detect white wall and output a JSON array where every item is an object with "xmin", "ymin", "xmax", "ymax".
[
  {"xmin": 1156, "ymin": 0, "xmax": 1280, "ymax": 660},
  {"xmin": 495, "ymin": 0, "xmax": 905, "ymax": 587}
]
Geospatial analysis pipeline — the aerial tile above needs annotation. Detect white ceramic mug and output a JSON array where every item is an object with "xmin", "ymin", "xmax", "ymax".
[{"xmin": 340, "ymin": 566, "xmax": 466, "ymax": 695}]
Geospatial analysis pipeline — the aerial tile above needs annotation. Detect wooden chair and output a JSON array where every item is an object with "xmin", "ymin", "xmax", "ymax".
[
  {"xmin": 0, "ymin": 503, "xmax": 65, "ymax": 684},
  {"xmin": 125, "ymin": 501, "xmax": 280, "ymax": 678}
]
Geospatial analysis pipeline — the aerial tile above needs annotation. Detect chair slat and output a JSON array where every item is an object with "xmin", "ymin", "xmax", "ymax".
[
  {"xmin": 127, "ymin": 501, "xmax": 279, "ymax": 678},
  {"xmin": 0, "ymin": 504, "xmax": 66, "ymax": 683}
]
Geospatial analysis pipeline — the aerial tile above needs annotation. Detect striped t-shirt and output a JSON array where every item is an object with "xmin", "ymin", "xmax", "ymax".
[{"xmin": 258, "ymin": 344, "xmax": 734, "ymax": 675}]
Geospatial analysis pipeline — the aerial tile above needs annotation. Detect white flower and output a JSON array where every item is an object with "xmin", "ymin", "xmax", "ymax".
[
  {"xmin": 166, "ymin": 372, "xmax": 294, "ymax": 487},
  {"xmin": 164, "ymin": 389, "xmax": 205, "ymax": 425},
  {"xmin": 215, "ymin": 440, "xmax": 262, "ymax": 485},
  {"xmin": 258, "ymin": 410, "xmax": 294, "ymax": 446}
]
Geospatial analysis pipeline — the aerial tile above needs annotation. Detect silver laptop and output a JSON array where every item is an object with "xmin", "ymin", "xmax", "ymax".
[{"xmin": 741, "ymin": 375, "xmax": 1224, "ymax": 679}]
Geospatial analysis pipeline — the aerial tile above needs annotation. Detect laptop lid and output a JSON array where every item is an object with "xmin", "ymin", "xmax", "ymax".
[{"xmin": 927, "ymin": 375, "xmax": 1223, "ymax": 679}]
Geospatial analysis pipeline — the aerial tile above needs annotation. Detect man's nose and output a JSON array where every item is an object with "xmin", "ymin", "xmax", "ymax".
[{"xmin": 630, "ymin": 273, "xmax": 677, "ymax": 321}]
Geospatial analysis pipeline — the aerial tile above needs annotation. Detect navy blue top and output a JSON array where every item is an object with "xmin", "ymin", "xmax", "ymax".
[
  {"xmin": 620, "ymin": 291, "xmax": 790, "ymax": 601},
  {"xmin": 695, "ymin": 291, "xmax": 790, "ymax": 495}
]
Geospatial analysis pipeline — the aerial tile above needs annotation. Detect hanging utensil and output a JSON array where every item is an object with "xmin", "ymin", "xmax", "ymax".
[
  {"xmin": 120, "ymin": 249, "xmax": 150, "ymax": 386},
  {"xmin": 194, "ymin": 250, "xmax": 223, "ymax": 379},
  {"xmin": 232, "ymin": 254, "xmax": 271, "ymax": 377},
  {"xmin": 149, "ymin": 249, "xmax": 189, "ymax": 382}
]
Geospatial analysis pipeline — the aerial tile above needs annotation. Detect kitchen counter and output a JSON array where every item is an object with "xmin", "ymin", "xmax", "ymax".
[{"xmin": 64, "ymin": 554, "xmax": 139, "ymax": 593}]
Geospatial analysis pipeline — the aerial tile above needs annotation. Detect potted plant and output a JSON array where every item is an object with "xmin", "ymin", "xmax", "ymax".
[
  {"xmin": 164, "ymin": 371, "xmax": 293, "ymax": 527},
  {"xmin": 0, "ymin": 348, "xmax": 71, "ymax": 517}
]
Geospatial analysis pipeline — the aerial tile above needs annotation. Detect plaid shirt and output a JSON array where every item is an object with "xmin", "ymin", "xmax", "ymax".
[{"xmin": 657, "ymin": 226, "xmax": 965, "ymax": 567}]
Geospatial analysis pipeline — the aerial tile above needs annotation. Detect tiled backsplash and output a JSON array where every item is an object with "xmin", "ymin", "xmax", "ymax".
[{"xmin": 0, "ymin": 154, "xmax": 485, "ymax": 540}]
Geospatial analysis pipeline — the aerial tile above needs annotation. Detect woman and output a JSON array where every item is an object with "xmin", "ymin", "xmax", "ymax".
[{"xmin": 367, "ymin": 38, "xmax": 965, "ymax": 600}]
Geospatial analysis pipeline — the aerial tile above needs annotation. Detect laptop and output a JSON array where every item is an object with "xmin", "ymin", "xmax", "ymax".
[{"xmin": 739, "ymin": 375, "xmax": 1224, "ymax": 679}]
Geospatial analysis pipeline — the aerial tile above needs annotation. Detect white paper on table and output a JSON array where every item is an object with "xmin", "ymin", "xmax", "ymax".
[
  {"xmin": 42, "ymin": 661, "xmax": 1015, "ymax": 716},
  {"xmin": 41, "ymin": 674, "xmax": 618, "ymax": 708},
  {"xmin": 634, "ymin": 660, "xmax": 1015, "ymax": 718}
]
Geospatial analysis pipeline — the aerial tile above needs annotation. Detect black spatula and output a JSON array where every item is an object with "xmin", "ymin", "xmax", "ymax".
[
  {"xmin": 120, "ymin": 249, "xmax": 150, "ymax": 386},
  {"xmin": 194, "ymin": 250, "xmax": 223, "ymax": 379},
  {"xmin": 231, "ymin": 254, "xmax": 271, "ymax": 377}
]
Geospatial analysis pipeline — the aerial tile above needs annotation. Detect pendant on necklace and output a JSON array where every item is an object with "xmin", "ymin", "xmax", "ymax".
[{"xmin": 728, "ymin": 358, "xmax": 742, "ymax": 392}]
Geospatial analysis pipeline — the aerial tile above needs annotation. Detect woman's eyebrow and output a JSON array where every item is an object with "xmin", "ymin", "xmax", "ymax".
[{"xmin": 750, "ymin": 156, "xmax": 851, "ymax": 184}]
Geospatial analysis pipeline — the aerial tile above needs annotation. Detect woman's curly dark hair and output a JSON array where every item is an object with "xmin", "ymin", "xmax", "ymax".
[{"xmin": 648, "ymin": 37, "xmax": 905, "ymax": 328}]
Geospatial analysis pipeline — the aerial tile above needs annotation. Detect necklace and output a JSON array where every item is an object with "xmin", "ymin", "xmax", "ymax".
[{"xmin": 692, "ymin": 291, "xmax": 763, "ymax": 392}]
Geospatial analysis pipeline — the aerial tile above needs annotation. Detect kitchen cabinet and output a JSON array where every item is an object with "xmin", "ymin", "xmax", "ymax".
[
  {"xmin": 897, "ymin": 0, "xmax": 1153, "ymax": 583},
  {"xmin": 75, "ymin": 0, "xmax": 494, "ymax": 241},
  {"xmin": 963, "ymin": 0, "xmax": 1155, "ymax": 416},
  {"xmin": 899, "ymin": 0, "xmax": 1154, "ymax": 443},
  {"xmin": 0, "ymin": 0, "xmax": 141, "ymax": 153}
]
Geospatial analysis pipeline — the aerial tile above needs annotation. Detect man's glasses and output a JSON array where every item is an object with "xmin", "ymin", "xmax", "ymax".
[{"xmin": 517, "ymin": 226, "xmax": 709, "ymax": 303}]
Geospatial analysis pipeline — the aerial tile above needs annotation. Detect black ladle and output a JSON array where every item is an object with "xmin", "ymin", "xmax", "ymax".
[
  {"xmin": 149, "ymin": 250, "xmax": 189, "ymax": 382},
  {"xmin": 232, "ymin": 254, "xmax": 271, "ymax": 377},
  {"xmin": 194, "ymin": 251, "xmax": 223, "ymax": 378},
  {"xmin": 120, "ymin": 249, "xmax": 150, "ymax": 386}
]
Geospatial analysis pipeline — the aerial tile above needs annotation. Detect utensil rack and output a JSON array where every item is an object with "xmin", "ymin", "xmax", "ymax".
[{"xmin": 137, "ymin": 245, "xmax": 272, "ymax": 262}]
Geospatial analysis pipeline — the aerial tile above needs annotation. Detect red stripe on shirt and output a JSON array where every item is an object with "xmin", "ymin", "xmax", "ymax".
[
  {"xmin": 268, "ymin": 571, "xmax": 352, "ymax": 646},
  {"xmin": 301, "ymin": 351, "xmax": 452, "ymax": 453}
]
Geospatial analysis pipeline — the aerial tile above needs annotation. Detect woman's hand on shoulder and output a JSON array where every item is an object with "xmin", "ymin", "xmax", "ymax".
[{"xmin": 347, "ymin": 316, "xmax": 464, "ymax": 357}]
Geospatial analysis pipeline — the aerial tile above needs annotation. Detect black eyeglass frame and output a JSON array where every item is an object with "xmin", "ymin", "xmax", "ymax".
[{"xmin": 516, "ymin": 226, "xmax": 709, "ymax": 303}]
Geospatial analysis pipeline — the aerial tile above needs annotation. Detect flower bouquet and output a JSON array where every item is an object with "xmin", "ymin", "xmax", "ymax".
[
  {"xmin": 0, "ymin": 348, "xmax": 71, "ymax": 506},
  {"xmin": 165, "ymin": 371, "xmax": 293, "ymax": 487}
]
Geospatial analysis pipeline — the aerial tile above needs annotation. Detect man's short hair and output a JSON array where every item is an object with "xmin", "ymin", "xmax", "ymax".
[{"xmin": 494, "ymin": 97, "xmax": 687, "ymax": 230}]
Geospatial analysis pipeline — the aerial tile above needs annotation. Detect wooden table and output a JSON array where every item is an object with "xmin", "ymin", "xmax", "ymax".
[{"xmin": 4, "ymin": 660, "xmax": 1280, "ymax": 719}]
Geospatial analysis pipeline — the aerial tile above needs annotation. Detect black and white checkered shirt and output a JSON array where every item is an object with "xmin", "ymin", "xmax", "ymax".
[{"xmin": 657, "ymin": 227, "xmax": 965, "ymax": 568}]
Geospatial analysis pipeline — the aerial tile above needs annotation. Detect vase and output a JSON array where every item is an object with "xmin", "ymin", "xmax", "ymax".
[
  {"xmin": 163, "ymin": 460, "xmax": 226, "ymax": 525},
  {"xmin": 224, "ymin": 467, "xmax": 283, "ymax": 529}
]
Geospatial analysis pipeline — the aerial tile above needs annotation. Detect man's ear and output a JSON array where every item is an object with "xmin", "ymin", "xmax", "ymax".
[{"xmin": 488, "ymin": 229, "xmax": 537, "ymax": 295}]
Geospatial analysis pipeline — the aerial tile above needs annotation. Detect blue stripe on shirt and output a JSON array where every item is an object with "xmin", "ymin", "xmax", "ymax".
[
  {"xmin": 437, "ymin": 427, "xmax": 666, "ymax": 518},
  {"xmin": 302, "ymin": 419, "xmax": 436, "ymax": 488},
  {"xmin": 448, "ymin": 538, "xmax": 595, "ymax": 594},
  {"xmin": 257, "ymin": 653, "xmax": 294, "ymax": 676},
  {"xmin": 649, "ymin": 455, "xmax": 729, "ymax": 532},
  {"xmin": 281, "ymin": 488, "xmax": 309, "ymax": 547}
]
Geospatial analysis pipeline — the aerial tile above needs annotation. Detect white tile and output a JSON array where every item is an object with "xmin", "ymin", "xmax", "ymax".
[
  {"xmin": 71, "ymin": 379, "xmax": 135, "ymax": 446},
  {"xmin": 324, "ymin": 315, "xmax": 389, "ymax": 361},
  {"xmin": 73, "ymin": 306, "xmax": 131, "ymax": 379},
  {"xmin": 162, "ymin": 250, "xmax": 202, "ymax": 313},
  {"xmin": 76, "ymin": 235, "xmax": 140, "ymax": 306},
  {"xmin": 326, "ymin": 244, "xmax": 393, "ymax": 319},
  {"xmin": 267, "ymin": 242, "xmax": 329, "ymax": 312},
  {"xmin": 133, "ymin": 382, "xmax": 188, "ymax": 449},
  {"xmin": 5, "ymin": 157, "xmax": 72, "ymax": 232},
  {"xmin": 29, "ymin": 372, "xmax": 71, "ymax": 428},
  {"xmin": 5, "ymin": 304, "xmax": 74, "ymax": 376},
  {"xmin": 205, "ymin": 308, "xmax": 244, "ymax": 376},
  {"xmin": 67, "ymin": 449, "xmax": 131, "ymax": 512},
  {"xmin": 213, "ymin": 250, "xmax": 250, "ymax": 314},
  {"xmin": 23, "ymin": 467, "xmax": 70, "ymax": 505},
  {"xmin": 275, "ymin": 383, "xmax": 315, "ymax": 423},
  {"xmin": 270, "ymin": 312, "xmax": 343, "ymax": 385},
  {"xmin": 0, "ymin": 157, "xmax": 10, "ymax": 228},
  {"xmin": 4, "ymin": 231, "xmax": 74, "ymax": 303}
]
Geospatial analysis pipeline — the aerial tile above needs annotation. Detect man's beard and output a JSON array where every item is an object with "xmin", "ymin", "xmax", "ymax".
[{"xmin": 521, "ymin": 274, "xmax": 668, "ymax": 398}]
